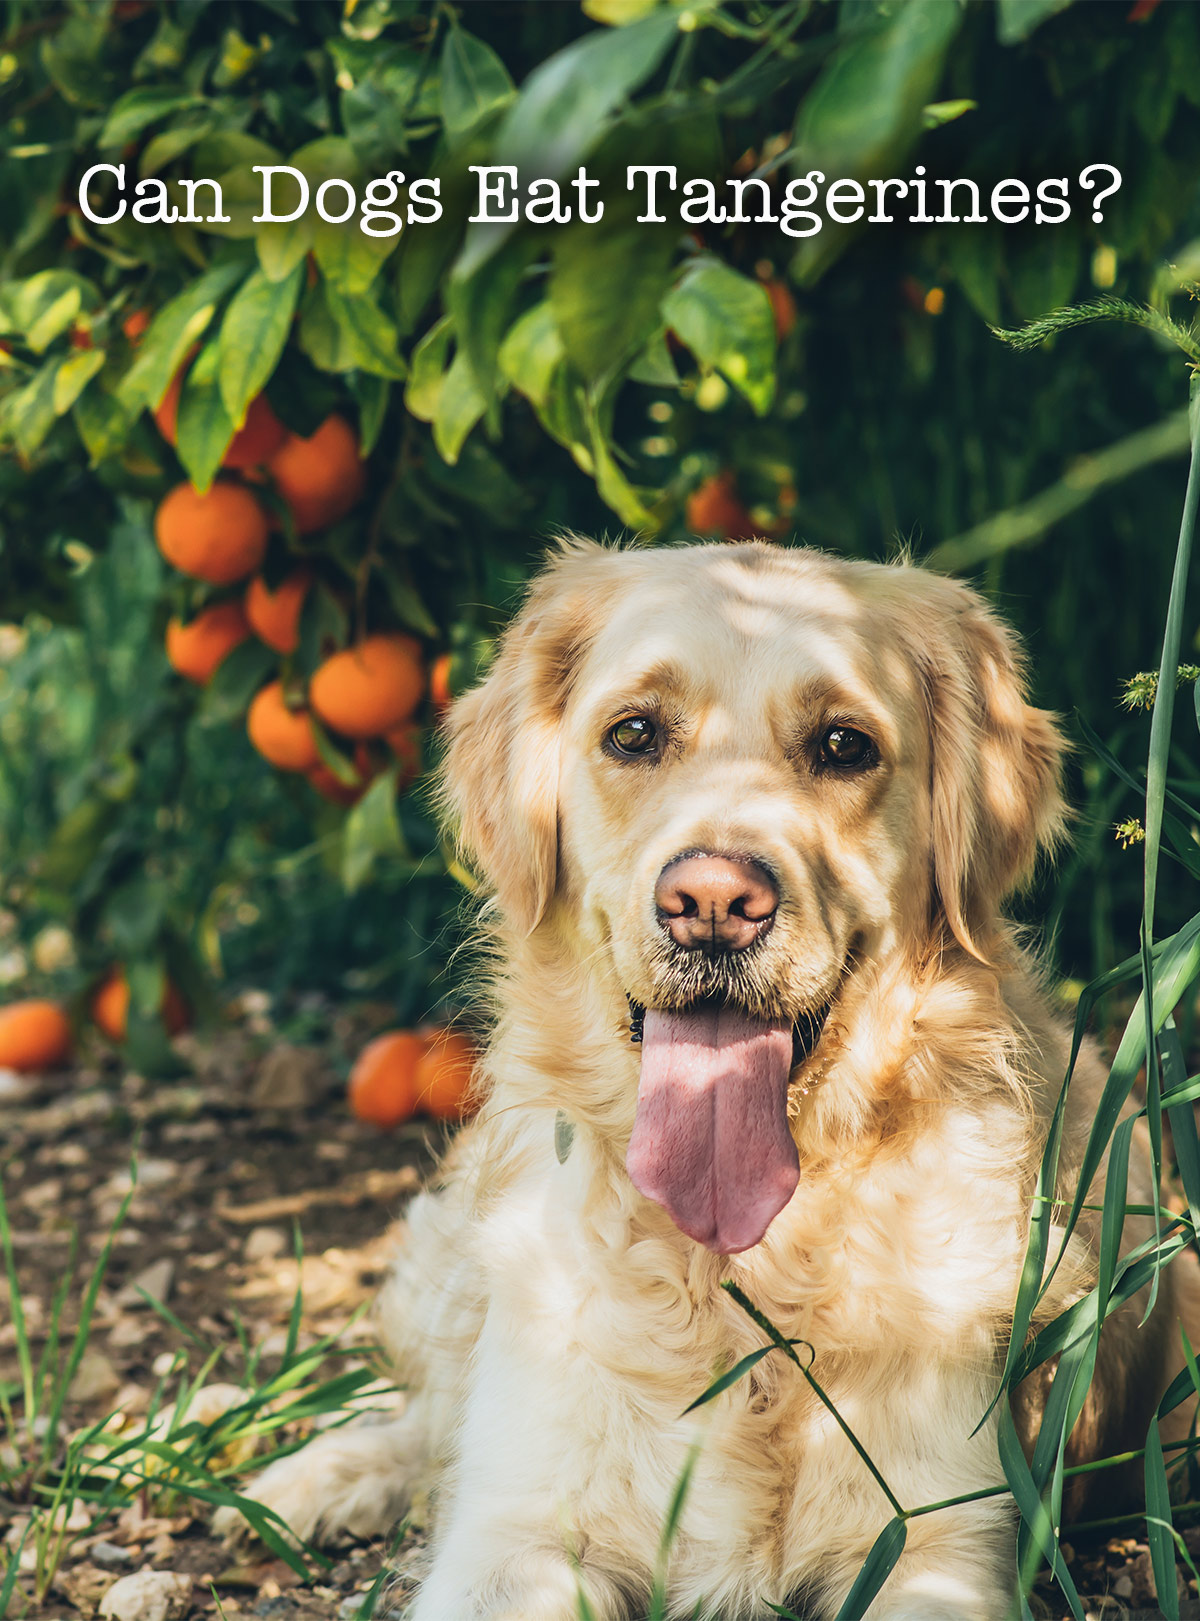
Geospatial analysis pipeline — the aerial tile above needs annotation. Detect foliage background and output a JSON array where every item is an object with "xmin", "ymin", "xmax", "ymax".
[{"xmin": 0, "ymin": 0, "xmax": 1197, "ymax": 1038}]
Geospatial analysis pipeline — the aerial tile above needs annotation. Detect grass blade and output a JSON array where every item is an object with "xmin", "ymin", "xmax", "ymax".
[{"xmin": 830, "ymin": 1517, "xmax": 907, "ymax": 1621}]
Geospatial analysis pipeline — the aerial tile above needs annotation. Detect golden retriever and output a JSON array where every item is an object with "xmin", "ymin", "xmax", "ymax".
[{"xmin": 220, "ymin": 540, "xmax": 1199, "ymax": 1620}]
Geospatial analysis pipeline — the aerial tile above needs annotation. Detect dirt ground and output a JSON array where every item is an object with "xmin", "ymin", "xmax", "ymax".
[{"xmin": 1, "ymin": 999, "xmax": 1198, "ymax": 1621}]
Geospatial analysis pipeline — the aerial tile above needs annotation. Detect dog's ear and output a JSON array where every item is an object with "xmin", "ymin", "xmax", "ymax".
[
  {"xmin": 439, "ymin": 541, "xmax": 607, "ymax": 934},
  {"xmin": 919, "ymin": 582, "xmax": 1067, "ymax": 959}
]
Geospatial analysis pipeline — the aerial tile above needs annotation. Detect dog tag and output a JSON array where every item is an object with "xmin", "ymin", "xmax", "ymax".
[{"xmin": 554, "ymin": 1110, "xmax": 575, "ymax": 1164}]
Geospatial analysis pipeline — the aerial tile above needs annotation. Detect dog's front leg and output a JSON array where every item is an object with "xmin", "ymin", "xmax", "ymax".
[{"xmin": 408, "ymin": 1543, "xmax": 629, "ymax": 1621}]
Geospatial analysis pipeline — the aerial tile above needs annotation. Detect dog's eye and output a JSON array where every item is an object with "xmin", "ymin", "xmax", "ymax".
[
  {"xmin": 819, "ymin": 725, "xmax": 872, "ymax": 768},
  {"xmin": 608, "ymin": 716, "xmax": 658, "ymax": 758}
]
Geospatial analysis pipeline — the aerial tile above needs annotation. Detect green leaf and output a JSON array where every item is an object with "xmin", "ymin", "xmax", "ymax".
[
  {"xmin": 831, "ymin": 1519, "xmax": 907, "ymax": 1621},
  {"xmin": 98, "ymin": 87, "xmax": 207, "ymax": 149},
  {"xmin": 174, "ymin": 338, "xmax": 235, "ymax": 493},
  {"xmin": 140, "ymin": 119, "xmax": 215, "ymax": 178},
  {"xmin": 661, "ymin": 258, "xmax": 776, "ymax": 415},
  {"xmin": 1145, "ymin": 1419, "xmax": 1179, "ymax": 1621},
  {"xmin": 198, "ymin": 639, "xmax": 276, "ymax": 727},
  {"xmin": 457, "ymin": 9, "xmax": 679, "ymax": 277},
  {"xmin": 404, "ymin": 315, "xmax": 454, "ymax": 421},
  {"xmin": 440, "ymin": 26, "xmax": 515, "ymax": 143},
  {"xmin": 10, "ymin": 361, "xmax": 64, "ymax": 457},
  {"xmin": 550, "ymin": 210, "xmax": 675, "ymax": 382},
  {"xmin": 447, "ymin": 233, "xmax": 537, "ymax": 400},
  {"xmin": 216, "ymin": 262, "xmax": 304, "ymax": 426},
  {"xmin": 11, "ymin": 270, "xmax": 95, "ymax": 353},
  {"xmin": 433, "ymin": 350, "xmax": 487, "ymax": 465},
  {"xmin": 997, "ymin": 0, "xmax": 1074, "ymax": 45},
  {"xmin": 324, "ymin": 285, "xmax": 406, "ymax": 378},
  {"xmin": 349, "ymin": 373, "xmax": 391, "ymax": 457},
  {"xmin": 117, "ymin": 261, "xmax": 246, "ymax": 417},
  {"xmin": 499, "ymin": 302, "xmax": 565, "ymax": 411},
  {"xmin": 342, "ymin": 767, "xmax": 407, "ymax": 892},
  {"xmin": 793, "ymin": 0, "xmax": 963, "ymax": 179},
  {"xmin": 74, "ymin": 385, "xmax": 133, "ymax": 465},
  {"xmin": 53, "ymin": 348, "xmax": 105, "ymax": 415}
]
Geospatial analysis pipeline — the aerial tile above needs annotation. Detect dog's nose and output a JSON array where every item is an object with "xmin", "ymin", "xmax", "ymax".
[{"xmin": 655, "ymin": 853, "xmax": 778, "ymax": 953}]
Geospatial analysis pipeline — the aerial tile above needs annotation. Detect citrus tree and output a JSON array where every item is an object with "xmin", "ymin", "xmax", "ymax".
[{"xmin": 1, "ymin": 0, "xmax": 1199, "ymax": 1048}]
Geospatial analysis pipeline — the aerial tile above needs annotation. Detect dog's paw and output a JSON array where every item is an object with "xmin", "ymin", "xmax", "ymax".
[{"xmin": 214, "ymin": 1418, "xmax": 423, "ymax": 1549}]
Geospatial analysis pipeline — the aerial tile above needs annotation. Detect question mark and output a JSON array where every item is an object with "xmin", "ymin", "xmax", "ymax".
[{"xmin": 1079, "ymin": 164, "xmax": 1122, "ymax": 223}]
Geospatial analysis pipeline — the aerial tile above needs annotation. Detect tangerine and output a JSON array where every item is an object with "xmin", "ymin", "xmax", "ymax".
[
  {"xmin": 0, "ymin": 1000, "xmax": 72, "ymax": 1072},
  {"xmin": 91, "ymin": 971, "xmax": 189, "ymax": 1043},
  {"xmin": 310, "ymin": 635, "xmax": 424, "ymax": 740},
  {"xmin": 155, "ymin": 482, "xmax": 269, "ymax": 585},
  {"xmin": 165, "ymin": 601, "xmax": 250, "ymax": 684},
  {"xmin": 684, "ymin": 472, "xmax": 758, "ymax": 541},
  {"xmin": 414, "ymin": 1027, "xmax": 477, "ymax": 1121},
  {"xmin": 348, "ymin": 1030, "xmax": 423, "ymax": 1129},
  {"xmin": 763, "ymin": 278, "xmax": 797, "ymax": 341},
  {"xmin": 429, "ymin": 652, "xmax": 454, "ymax": 712},
  {"xmin": 384, "ymin": 722, "xmax": 423, "ymax": 790},
  {"xmin": 155, "ymin": 368, "xmax": 287, "ymax": 469},
  {"xmin": 245, "ymin": 570, "xmax": 311, "ymax": 655},
  {"xmin": 247, "ymin": 681, "xmax": 320, "ymax": 772},
  {"xmin": 267, "ymin": 415, "xmax": 366, "ymax": 534},
  {"xmin": 122, "ymin": 307, "xmax": 151, "ymax": 344}
]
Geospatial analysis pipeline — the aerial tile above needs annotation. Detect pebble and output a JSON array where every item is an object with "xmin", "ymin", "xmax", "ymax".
[
  {"xmin": 116, "ymin": 1257, "xmax": 175, "ymax": 1308},
  {"xmin": 244, "ymin": 1225, "xmax": 287, "ymax": 1264},
  {"xmin": 92, "ymin": 1541, "xmax": 135, "ymax": 1569},
  {"xmin": 249, "ymin": 1045, "xmax": 331, "ymax": 1111},
  {"xmin": 68, "ymin": 1347, "xmax": 121, "ymax": 1403},
  {"xmin": 99, "ymin": 1570, "xmax": 192, "ymax": 1621}
]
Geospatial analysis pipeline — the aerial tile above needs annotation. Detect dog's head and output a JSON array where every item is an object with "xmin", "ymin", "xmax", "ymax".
[{"xmin": 442, "ymin": 540, "xmax": 1065, "ymax": 1251}]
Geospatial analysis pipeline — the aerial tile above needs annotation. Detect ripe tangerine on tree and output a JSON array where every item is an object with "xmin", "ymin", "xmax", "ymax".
[
  {"xmin": 155, "ymin": 482, "xmax": 269, "ymax": 585},
  {"xmin": 247, "ymin": 681, "xmax": 321, "ymax": 772},
  {"xmin": 267, "ymin": 415, "xmax": 366, "ymax": 534},
  {"xmin": 309, "ymin": 634, "xmax": 424, "ymax": 740},
  {"xmin": 429, "ymin": 652, "xmax": 454, "ymax": 712},
  {"xmin": 348, "ymin": 1030, "xmax": 424, "ymax": 1129},
  {"xmin": 165, "ymin": 601, "xmax": 250, "ymax": 685},
  {"xmin": 414, "ymin": 1027, "xmax": 477, "ymax": 1121},
  {"xmin": 91, "ymin": 971, "xmax": 189, "ymax": 1043},
  {"xmin": 0, "ymin": 1000, "xmax": 72, "ymax": 1072},
  {"xmin": 684, "ymin": 471, "xmax": 759, "ymax": 541},
  {"xmin": 155, "ymin": 367, "xmax": 288, "ymax": 470},
  {"xmin": 245, "ymin": 570, "xmax": 311, "ymax": 655}
]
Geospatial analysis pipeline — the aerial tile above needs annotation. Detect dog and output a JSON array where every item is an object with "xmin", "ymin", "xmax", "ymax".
[{"xmin": 218, "ymin": 540, "xmax": 1200, "ymax": 1620}]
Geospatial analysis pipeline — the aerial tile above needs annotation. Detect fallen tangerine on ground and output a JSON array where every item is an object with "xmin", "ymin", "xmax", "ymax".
[
  {"xmin": 155, "ymin": 369, "xmax": 287, "ymax": 469},
  {"xmin": 267, "ymin": 415, "xmax": 366, "ymax": 534},
  {"xmin": 348, "ymin": 1030, "xmax": 424, "ymax": 1129},
  {"xmin": 165, "ymin": 601, "xmax": 250, "ymax": 684},
  {"xmin": 245, "ymin": 570, "xmax": 311, "ymax": 655},
  {"xmin": 155, "ymin": 482, "xmax": 269, "ymax": 585},
  {"xmin": 91, "ymin": 971, "xmax": 189, "ymax": 1043},
  {"xmin": 0, "ymin": 1000, "xmax": 72, "ymax": 1072},
  {"xmin": 309, "ymin": 634, "xmax": 424, "ymax": 739},
  {"xmin": 414, "ymin": 1028, "xmax": 477, "ymax": 1121},
  {"xmin": 684, "ymin": 471, "xmax": 758, "ymax": 541},
  {"xmin": 247, "ymin": 681, "xmax": 320, "ymax": 772}
]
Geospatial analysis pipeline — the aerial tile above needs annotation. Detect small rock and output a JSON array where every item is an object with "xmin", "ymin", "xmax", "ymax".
[
  {"xmin": 69, "ymin": 1348, "xmax": 121, "ymax": 1403},
  {"xmin": 106, "ymin": 1160, "xmax": 176, "ymax": 1198},
  {"xmin": 116, "ymin": 1258, "xmax": 174, "ymax": 1309},
  {"xmin": 1112, "ymin": 1573, "xmax": 1133, "ymax": 1598},
  {"xmin": 92, "ymin": 1542, "xmax": 135, "ymax": 1570},
  {"xmin": 244, "ymin": 1226, "xmax": 287, "ymax": 1264},
  {"xmin": 249, "ymin": 1045, "xmax": 332, "ymax": 1111},
  {"xmin": 0, "ymin": 1068, "xmax": 42, "ymax": 1104},
  {"xmin": 99, "ymin": 1570, "xmax": 191, "ymax": 1621}
]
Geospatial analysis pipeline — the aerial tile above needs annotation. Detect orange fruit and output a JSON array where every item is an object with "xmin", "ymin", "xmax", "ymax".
[
  {"xmin": 763, "ymin": 278, "xmax": 797, "ymax": 341},
  {"xmin": 245, "ymin": 570, "xmax": 311, "ymax": 655},
  {"xmin": 414, "ymin": 1027, "xmax": 477, "ymax": 1121},
  {"xmin": 165, "ymin": 601, "xmax": 250, "ymax": 685},
  {"xmin": 685, "ymin": 472, "xmax": 758, "ymax": 542},
  {"xmin": 430, "ymin": 652, "xmax": 453, "ymax": 712},
  {"xmin": 155, "ymin": 482, "xmax": 269, "ymax": 585},
  {"xmin": 155, "ymin": 364, "xmax": 287, "ymax": 470},
  {"xmin": 310, "ymin": 635, "xmax": 424, "ymax": 740},
  {"xmin": 91, "ymin": 971, "xmax": 189, "ymax": 1043},
  {"xmin": 348, "ymin": 1031, "xmax": 423, "ymax": 1129},
  {"xmin": 247, "ymin": 680, "xmax": 320, "ymax": 772},
  {"xmin": 306, "ymin": 762, "xmax": 362, "ymax": 806},
  {"xmin": 122, "ymin": 307, "xmax": 151, "ymax": 345},
  {"xmin": 384, "ymin": 722, "xmax": 423, "ymax": 790},
  {"xmin": 267, "ymin": 415, "xmax": 366, "ymax": 534},
  {"xmin": 0, "ymin": 1000, "xmax": 72, "ymax": 1072}
]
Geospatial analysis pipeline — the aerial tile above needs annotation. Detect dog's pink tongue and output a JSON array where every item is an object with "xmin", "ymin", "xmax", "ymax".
[{"xmin": 627, "ymin": 1007, "xmax": 798, "ymax": 1254}]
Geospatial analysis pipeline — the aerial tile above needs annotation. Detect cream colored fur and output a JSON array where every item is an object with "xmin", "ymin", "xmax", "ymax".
[{"xmin": 218, "ymin": 542, "xmax": 1200, "ymax": 1620}]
